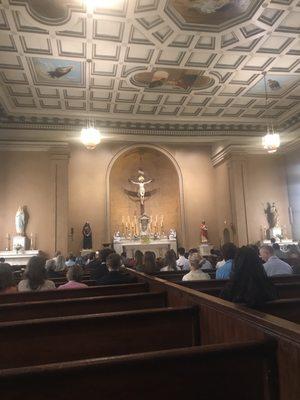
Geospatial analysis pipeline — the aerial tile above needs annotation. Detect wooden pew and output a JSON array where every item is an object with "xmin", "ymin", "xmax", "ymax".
[
  {"xmin": 0, "ymin": 282, "xmax": 148, "ymax": 304},
  {"xmin": 0, "ymin": 306, "xmax": 199, "ymax": 369},
  {"xmin": 14, "ymin": 276, "xmax": 97, "ymax": 287},
  {"xmin": 179, "ymin": 280, "xmax": 300, "ymax": 300},
  {"xmin": 54, "ymin": 279, "xmax": 97, "ymax": 287},
  {"xmin": 154, "ymin": 271, "xmax": 215, "ymax": 281},
  {"xmin": 0, "ymin": 292, "xmax": 167, "ymax": 322},
  {"xmin": 126, "ymin": 268, "xmax": 300, "ymax": 400},
  {"xmin": 276, "ymin": 283, "xmax": 300, "ymax": 299},
  {"xmin": 258, "ymin": 298, "xmax": 300, "ymax": 324},
  {"xmin": 0, "ymin": 341, "xmax": 277, "ymax": 400}
]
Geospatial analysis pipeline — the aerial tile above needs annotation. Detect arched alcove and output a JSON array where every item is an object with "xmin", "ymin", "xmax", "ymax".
[{"xmin": 107, "ymin": 145, "xmax": 184, "ymax": 243}]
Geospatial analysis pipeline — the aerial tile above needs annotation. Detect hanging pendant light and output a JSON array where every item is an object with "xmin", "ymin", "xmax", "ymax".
[
  {"xmin": 261, "ymin": 72, "xmax": 280, "ymax": 154},
  {"xmin": 80, "ymin": 127, "xmax": 101, "ymax": 150},
  {"xmin": 80, "ymin": 59, "xmax": 102, "ymax": 150}
]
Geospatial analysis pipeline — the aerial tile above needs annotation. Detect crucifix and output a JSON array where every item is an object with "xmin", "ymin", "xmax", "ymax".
[{"xmin": 124, "ymin": 170, "xmax": 157, "ymax": 215}]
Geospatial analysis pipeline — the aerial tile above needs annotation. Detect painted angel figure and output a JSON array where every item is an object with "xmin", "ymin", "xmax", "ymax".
[{"xmin": 129, "ymin": 172, "xmax": 153, "ymax": 206}]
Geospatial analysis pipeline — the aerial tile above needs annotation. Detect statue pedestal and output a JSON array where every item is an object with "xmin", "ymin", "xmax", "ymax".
[
  {"xmin": 199, "ymin": 244, "xmax": 213, "ymax": 256},
  {"xmin": 12, "ymin": 236, "xmax": 28, "ymax": 251},
  {"xmin": 80, "ymin": 249, "xmax": 93, "ymax": 257}
]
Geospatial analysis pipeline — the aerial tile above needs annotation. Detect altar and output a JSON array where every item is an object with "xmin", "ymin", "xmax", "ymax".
[
  {"xmin": 113, "ymin": 239, "xmax": 177, "ymax": 258},
  {"xmin": 0, "ymin": 250, "xmax": 39, "ymax": 266}
]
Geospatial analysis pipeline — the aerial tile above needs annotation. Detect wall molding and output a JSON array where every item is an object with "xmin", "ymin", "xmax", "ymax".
[{"xmin": 0, "ymin": 140, "xmax": 70, "ymax": 152}]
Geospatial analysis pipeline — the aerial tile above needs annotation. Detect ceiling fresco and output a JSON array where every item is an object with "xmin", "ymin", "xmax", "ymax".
[
  {"xmin": 131, "ymin": 68, "xmax": 214, "ymax": 92},
  {"xmin": 166, "ymin": 0, "xmax": 261, "ymax": 30},
  {"xmin": 0, "ymin": 0, "xmax": 299, "ymax": 137}
]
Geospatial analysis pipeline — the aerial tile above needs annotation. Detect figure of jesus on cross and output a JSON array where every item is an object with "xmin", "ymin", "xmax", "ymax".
[
  {"xmin": 129, "ymin": 174, "xmax": 153, "ymax": 206},
  {"xmin": 124, "ymin": 170, "xmax": 157, "ymax": 215}
]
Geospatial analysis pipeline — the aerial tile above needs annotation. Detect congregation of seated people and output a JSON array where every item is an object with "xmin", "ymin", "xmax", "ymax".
[{"xmin": 0, "ymin": 239, "xmax": 299, "ymax": 310}]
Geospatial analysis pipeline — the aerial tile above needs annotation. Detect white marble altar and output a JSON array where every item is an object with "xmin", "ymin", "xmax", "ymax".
[
  {"xmin": 12, "ymin": 235, "xmax": 28, "ymax": 251},
  {"xmin": 114, "ymin": 239, "xmax": 177, "ymax": 258},
  {"xmin": 0, "ymin": 250, "xmax": 39, "ymax": 266},
  {"xmin": 263, "ymin": 239, "xmax": 297, "ymax": 252}
]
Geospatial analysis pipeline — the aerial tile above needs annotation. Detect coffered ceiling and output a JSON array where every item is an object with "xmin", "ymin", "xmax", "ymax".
[{"xmin": 0, "ymin": 0, "xmax": 299, "ymax": 139}]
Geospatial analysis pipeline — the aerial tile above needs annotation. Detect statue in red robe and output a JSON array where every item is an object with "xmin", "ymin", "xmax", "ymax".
[{"xmin": 200, "ymin": 221, "xmax": 208, "ymax": 243}]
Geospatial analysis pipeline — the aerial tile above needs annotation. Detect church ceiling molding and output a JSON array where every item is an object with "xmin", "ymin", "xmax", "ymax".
[{"xmin": 0, "ymin": 0, "xmax": 299, "ymax": 139}]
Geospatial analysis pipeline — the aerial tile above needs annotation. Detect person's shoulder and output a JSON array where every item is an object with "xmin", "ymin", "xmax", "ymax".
[
  {"xmin": 45, "ymin": 280, "xmax": 56, "ymax": 289},
  {"xmin": 279, "ymin": 258, "xmax": 291, "ymax": 266},
  {"xmin": 203, "ymin": 272, "xmax": 210, "ymax": 280},
  {"xmin": 182, "ymin": 272, "xmax": 190, "ymax": 281},
  {"xmin": 17, "ymin": 279, "xmax": 27, "ymax": 288}
]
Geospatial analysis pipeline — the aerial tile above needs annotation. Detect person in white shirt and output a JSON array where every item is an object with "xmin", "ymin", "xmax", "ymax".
[
  {"xmin": 259, "ymin": 245, "xmax": 293, "ymax": 277},
  {"xmin": 160, "ymin": 250, "xmax": 181, "ymax": 271},
  {"xmin": 176, "ymin": 247, "xmax": 190, "ymax": 271},
  {"xmin": 216, "ymin": 259, "xmax": 225, "ymax": 269},
  {"xmin": 182, "ymin": 252, "xmax": 210, "ymax": 281}
]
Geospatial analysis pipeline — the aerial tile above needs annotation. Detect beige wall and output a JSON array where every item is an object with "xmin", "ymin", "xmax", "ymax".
[
  {"xmin": 0, "ymin": 151, "xmax": 52, "ymax": 254},
  {"xmin": 166, "ymin": 144, "xmax": 218, "ymax": 248},
  {"xmin": 1, "ymin": 142, "xmax": 294, "ymax": 256},
  {"xmin": 214, "ymin": 154, "xmax": 292, "ymax": 246},
  {"xmin": 285, "ymin": 147, "xmax": 300, "ymax": 240},
  {"xmin": 214, "ymin": 160, "xmax": 233, "ymax": 246},
  {"xmin": 245, "ymin": 155, "xmax": 291, "ymax": 243}
]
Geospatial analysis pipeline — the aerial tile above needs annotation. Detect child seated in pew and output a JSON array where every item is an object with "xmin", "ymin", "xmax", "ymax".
[
  {"xmin": 182, "ymin": 252, "xmax": 210, "ymax": 281},
  {"xmin": 0, "ymin": 263, "xmax": 17, "ymax": 294},
  {"xmin": 18, "ymin": 256, "xmax": 56, "ymax": 292},
  {"xmin": 57, "ymin": 265, "xmax": 88, "ymax": 290},
  {"xmin": 220, "ymin": 246, "xmax": 278, "ymax": 308}
]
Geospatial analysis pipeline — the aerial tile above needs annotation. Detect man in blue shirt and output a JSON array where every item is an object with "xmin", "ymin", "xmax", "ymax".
[{"xmin": 216, "ymin": 242, "xmax": 237, "ymax": 280}]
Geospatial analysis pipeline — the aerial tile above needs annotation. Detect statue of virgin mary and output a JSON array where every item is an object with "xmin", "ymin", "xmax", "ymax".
[{"xmin": 15, "ymin": 206, "xmax": 26, "ymax": 236}]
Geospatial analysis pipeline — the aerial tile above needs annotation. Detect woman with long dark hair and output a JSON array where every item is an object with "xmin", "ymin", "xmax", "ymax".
[
  {"xmin": 134, "ymin": 250, "xmax": 144, "ymax": 271},
  {"xmin": 143, "ymin": 251, "xmax": 157, "ymax": 274},
  {"xmin": 160, "ymin": 249, "xmax": 180, "ymax": 271},
  {"xmin": 0, "ymin": 263, "xmax": 17, "ymax": 294},
  {"xmin": 220, "ymin": 246, "xmax": 277, "ymax": 308},
  {"xmin": 18, "ymin": 256, "xmax": 56, "ymax": 292}
]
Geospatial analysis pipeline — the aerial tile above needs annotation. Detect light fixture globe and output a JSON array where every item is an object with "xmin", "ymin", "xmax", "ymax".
[
  {"xmin": 80, "ymin": 127, "xmax": 101, "ymax": 150},
  {"xmin": 262, "ymin": 133, "xmax": 280, "ymax": 154}
]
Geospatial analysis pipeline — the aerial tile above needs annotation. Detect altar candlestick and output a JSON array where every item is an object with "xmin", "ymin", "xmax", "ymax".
[{"xmin": 5, "ymin": 233, "xmax": 10, "ymax": 251}]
